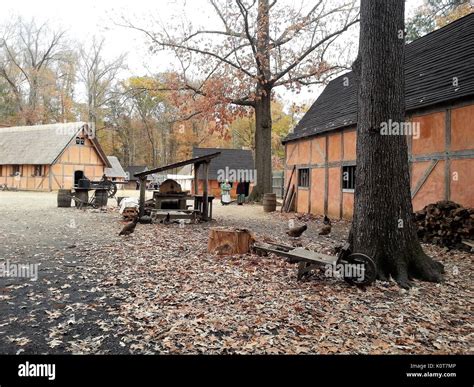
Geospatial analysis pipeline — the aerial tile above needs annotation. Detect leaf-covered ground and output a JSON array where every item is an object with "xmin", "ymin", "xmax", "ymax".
[{"xmin": 0, "ymin": 192, "xmax": 472, "ymax": 354}]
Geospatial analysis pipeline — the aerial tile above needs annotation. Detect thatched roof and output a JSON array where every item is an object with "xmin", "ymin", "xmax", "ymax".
[{"xmin": 0, "ymin": 122, "xmax": 110, "ymax": 167}]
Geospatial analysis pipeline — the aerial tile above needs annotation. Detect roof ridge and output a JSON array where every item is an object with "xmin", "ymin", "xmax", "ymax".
[
  {"xmin": 321, "ymin": 13, "xmax": 474, "ymax": 89},
  {"xmin": 406, "ymin": 10, "xmax": 474, "ymax": 45},
  {"xmin": 284, "ymin": 13, "xmax": 474, "ymax": 143},
  {"xmin": 0, "ymin": 122, "xmax": 87, "ymax": 132},
  {"xmin": 193, "ymin": 147, "xmax": 251, "ymax": 151}
]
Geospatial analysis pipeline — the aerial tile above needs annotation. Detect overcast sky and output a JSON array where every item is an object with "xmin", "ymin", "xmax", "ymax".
[{"xmin": 2, "ymin": 0, "xmax": 424, "ymax": 105}]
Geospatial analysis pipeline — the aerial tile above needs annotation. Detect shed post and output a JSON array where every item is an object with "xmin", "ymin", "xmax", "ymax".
[
  {"xmin": 194, "ymin": 162, "xmax": 200, "ymax": 195},
  {"xmin": 48, "ymin": 166, "xmax": 53, "ymax": 192},
  {"xmin": 139, "ymin": 176, "xmax": 147, "ymax": 218},
  {"xmin": 202, "ymin": 162, "xmax": 209, "ymax": 221}
]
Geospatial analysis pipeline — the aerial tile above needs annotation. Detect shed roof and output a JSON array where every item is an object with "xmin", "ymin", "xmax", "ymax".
[
  {"xmin": 124, "ymin": 166, "xmax": 149, "ymax": 181},
  {"xmin": 284, "ymin": 13, "xmax": 474, "ymax": 143},
  {"xmin": 0, "ymin": 122, "xmax": 111, "ymax": 166},
  {"xmin": 105, "ymin": 156, "xmax": 127, "ymax": 178},
  {"xmin": 135, "ymin": 152, "xmax": 222, "ymax": 178},
  {"xmin": 193, "ymin": 148, "xmax": 255, "ymax": 180}
]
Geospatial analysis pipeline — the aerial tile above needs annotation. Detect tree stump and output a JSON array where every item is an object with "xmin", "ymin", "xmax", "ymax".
[{"xmin": 208, "ymin": 227, "xmax": 255, "ymax": 255}]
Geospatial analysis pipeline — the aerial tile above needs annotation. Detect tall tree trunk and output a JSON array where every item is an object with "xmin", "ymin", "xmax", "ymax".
[
  {"xmin": 251, "ymin": 0, "xmax": 272, "ymax": 199},
  {"xmin": 88, "ymin": 89, "xmax": 97, "ymax": 129},
  {"xmin": 253, "ymin": 88, "xmax": 273, "ymax": 198},
  {"xmin": 351, "ymin": 0, "xmax": 444, "ymax": 288},
  {"xmin": 26, "ymin": 76, "xmax": 39, "ymax": 125}
]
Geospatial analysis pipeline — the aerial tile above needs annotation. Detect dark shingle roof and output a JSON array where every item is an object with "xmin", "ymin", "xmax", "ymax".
[
  {"xmin": 284, "ymin": 13, "xmax": 474, "ymax": 143},
  {"xmin": 193, "ymin": 148, "xmax": 255, "ymax": 180},
  {"xmin": 124, "ymin": 166, "xmax": 148, "ymax": 181}
]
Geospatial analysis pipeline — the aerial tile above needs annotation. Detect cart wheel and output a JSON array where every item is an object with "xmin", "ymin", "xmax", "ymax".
[{"xmin": 342, "ymin": 253, "xmax": 377, "ymax": 286}]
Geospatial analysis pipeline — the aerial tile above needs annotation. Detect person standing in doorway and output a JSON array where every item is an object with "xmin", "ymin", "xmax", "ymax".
[{"xmin": 236, "ymin": 179, "xmax": 246, "ymax": 205}]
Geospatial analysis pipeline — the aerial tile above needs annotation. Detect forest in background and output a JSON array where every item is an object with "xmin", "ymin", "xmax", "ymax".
[
  {"xmin": 0, "ymin": 16, "xmax": 307, "ymax": 170},
  {"xmin": 0, "ymin": 0, "xmax": 471, "ymax": 171}
]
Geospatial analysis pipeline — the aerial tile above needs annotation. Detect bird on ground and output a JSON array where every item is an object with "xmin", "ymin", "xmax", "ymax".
[
  {"xmin": 162, "ymin": 213, "xmax": 171, "ymax": 224},
  {"xmin": 319, "ymin": 216, "xmax": 332, "ymax": 235},
  {"xmin": 119, "ymin": 217, "xmax": 139, "ymax": 236},
  {"xmin": 286, "ymin": 224, "xmax": 308, "ymax": 238},
  {"xmin": 139, "ymin": 215, "xmax": 153, "ymax": 224}
]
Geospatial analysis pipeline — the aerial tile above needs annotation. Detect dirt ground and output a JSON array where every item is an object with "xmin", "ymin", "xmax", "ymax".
[{"xmin": 0, "ymin": 191, "xmax": 472, "ymax": 354}]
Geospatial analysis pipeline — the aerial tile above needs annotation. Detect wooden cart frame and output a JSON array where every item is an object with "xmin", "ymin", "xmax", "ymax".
[{"xmin": 253, "ymin": 242, "xmax": 377, "ymax": 286}]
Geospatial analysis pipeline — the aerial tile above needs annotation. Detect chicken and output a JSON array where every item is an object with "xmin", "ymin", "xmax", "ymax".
[
  {"xmin": 319, "ymin": 216, "xmax": 332, "ymax": 235},
  {"xmin": 162, "ymin": 213, "xmax": 171, "ymax": 224},
  {"xmin": 139, "ymin": 215, "xmax": 153, "ymax": 224},
  {"xmin": 286, "ymin": 224, "xmax": 308, "ymax": 238},
  {"xmin": 119, "ymin": 217, "xmax": 139, "ymax": 236}
]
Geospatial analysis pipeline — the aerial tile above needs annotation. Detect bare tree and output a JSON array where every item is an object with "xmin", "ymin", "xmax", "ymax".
[
  {"xmin": 106, "ymin": 92, "xmax": 137, "ymax": 166},
  {"xmin": 122, "ymin": 0, "xmax": 359, "ymax": 198},
  {"xmin": 0, "ymin": 17, "xmax": 69, "ymax": 124},
  {"xmin": 53, "ymin": 50, "xmax": 78, "ymax": 122},
  {"xmin": 78, "ymin": 38, "xmax": 126, "ymax": 130}
]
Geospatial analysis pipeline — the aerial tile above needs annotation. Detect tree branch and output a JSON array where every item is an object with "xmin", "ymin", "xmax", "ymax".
[
  {"xmin": 271, "ymin": 17, "xmax": 359, "ymax": 84},
  {"xmin": 120, "ymin": 22, "xmax": 256, "ymax": 79}
]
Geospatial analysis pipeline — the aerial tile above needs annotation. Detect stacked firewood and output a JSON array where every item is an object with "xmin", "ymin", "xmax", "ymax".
[{"xmin": 414, "ymin": 201, "xmax": 474, "ymax": 250}]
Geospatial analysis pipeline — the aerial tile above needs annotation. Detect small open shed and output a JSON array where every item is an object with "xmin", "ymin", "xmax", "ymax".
[{"xmin": 134, "ymin": 152, "xmax": 221, "ymax": 221}]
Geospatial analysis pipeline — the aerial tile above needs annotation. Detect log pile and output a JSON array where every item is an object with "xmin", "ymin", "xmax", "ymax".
[{"xmin": 414, "ymin": 201, "xmax": 474, "ymax": 250}]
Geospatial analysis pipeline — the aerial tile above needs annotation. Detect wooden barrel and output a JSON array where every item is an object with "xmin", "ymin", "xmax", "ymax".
[
  {"xmin": 57, "ymin": 189, "xmax": 72, "ymax": 208},
  {"xmin": 75, "ymin": 190, "xmax": 89, "ymax": 208},
  {"xmin": 263, "ymin": 193, "xmax": 277, "ymax": 212},
  {"xmin": 94, "ymin": 189, "xmax": 109, "ymax": 208}
]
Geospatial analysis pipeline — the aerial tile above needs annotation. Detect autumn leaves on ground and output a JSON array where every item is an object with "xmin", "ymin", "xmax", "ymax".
[{"xmin": 0, "ymin": 192, "xmax": 471, "ymax": 354}]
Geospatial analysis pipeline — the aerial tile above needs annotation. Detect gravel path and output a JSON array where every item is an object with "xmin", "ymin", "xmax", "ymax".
[{"xmin": 0, "ymin": 191, "xmax": 471, "ymax": 354}]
